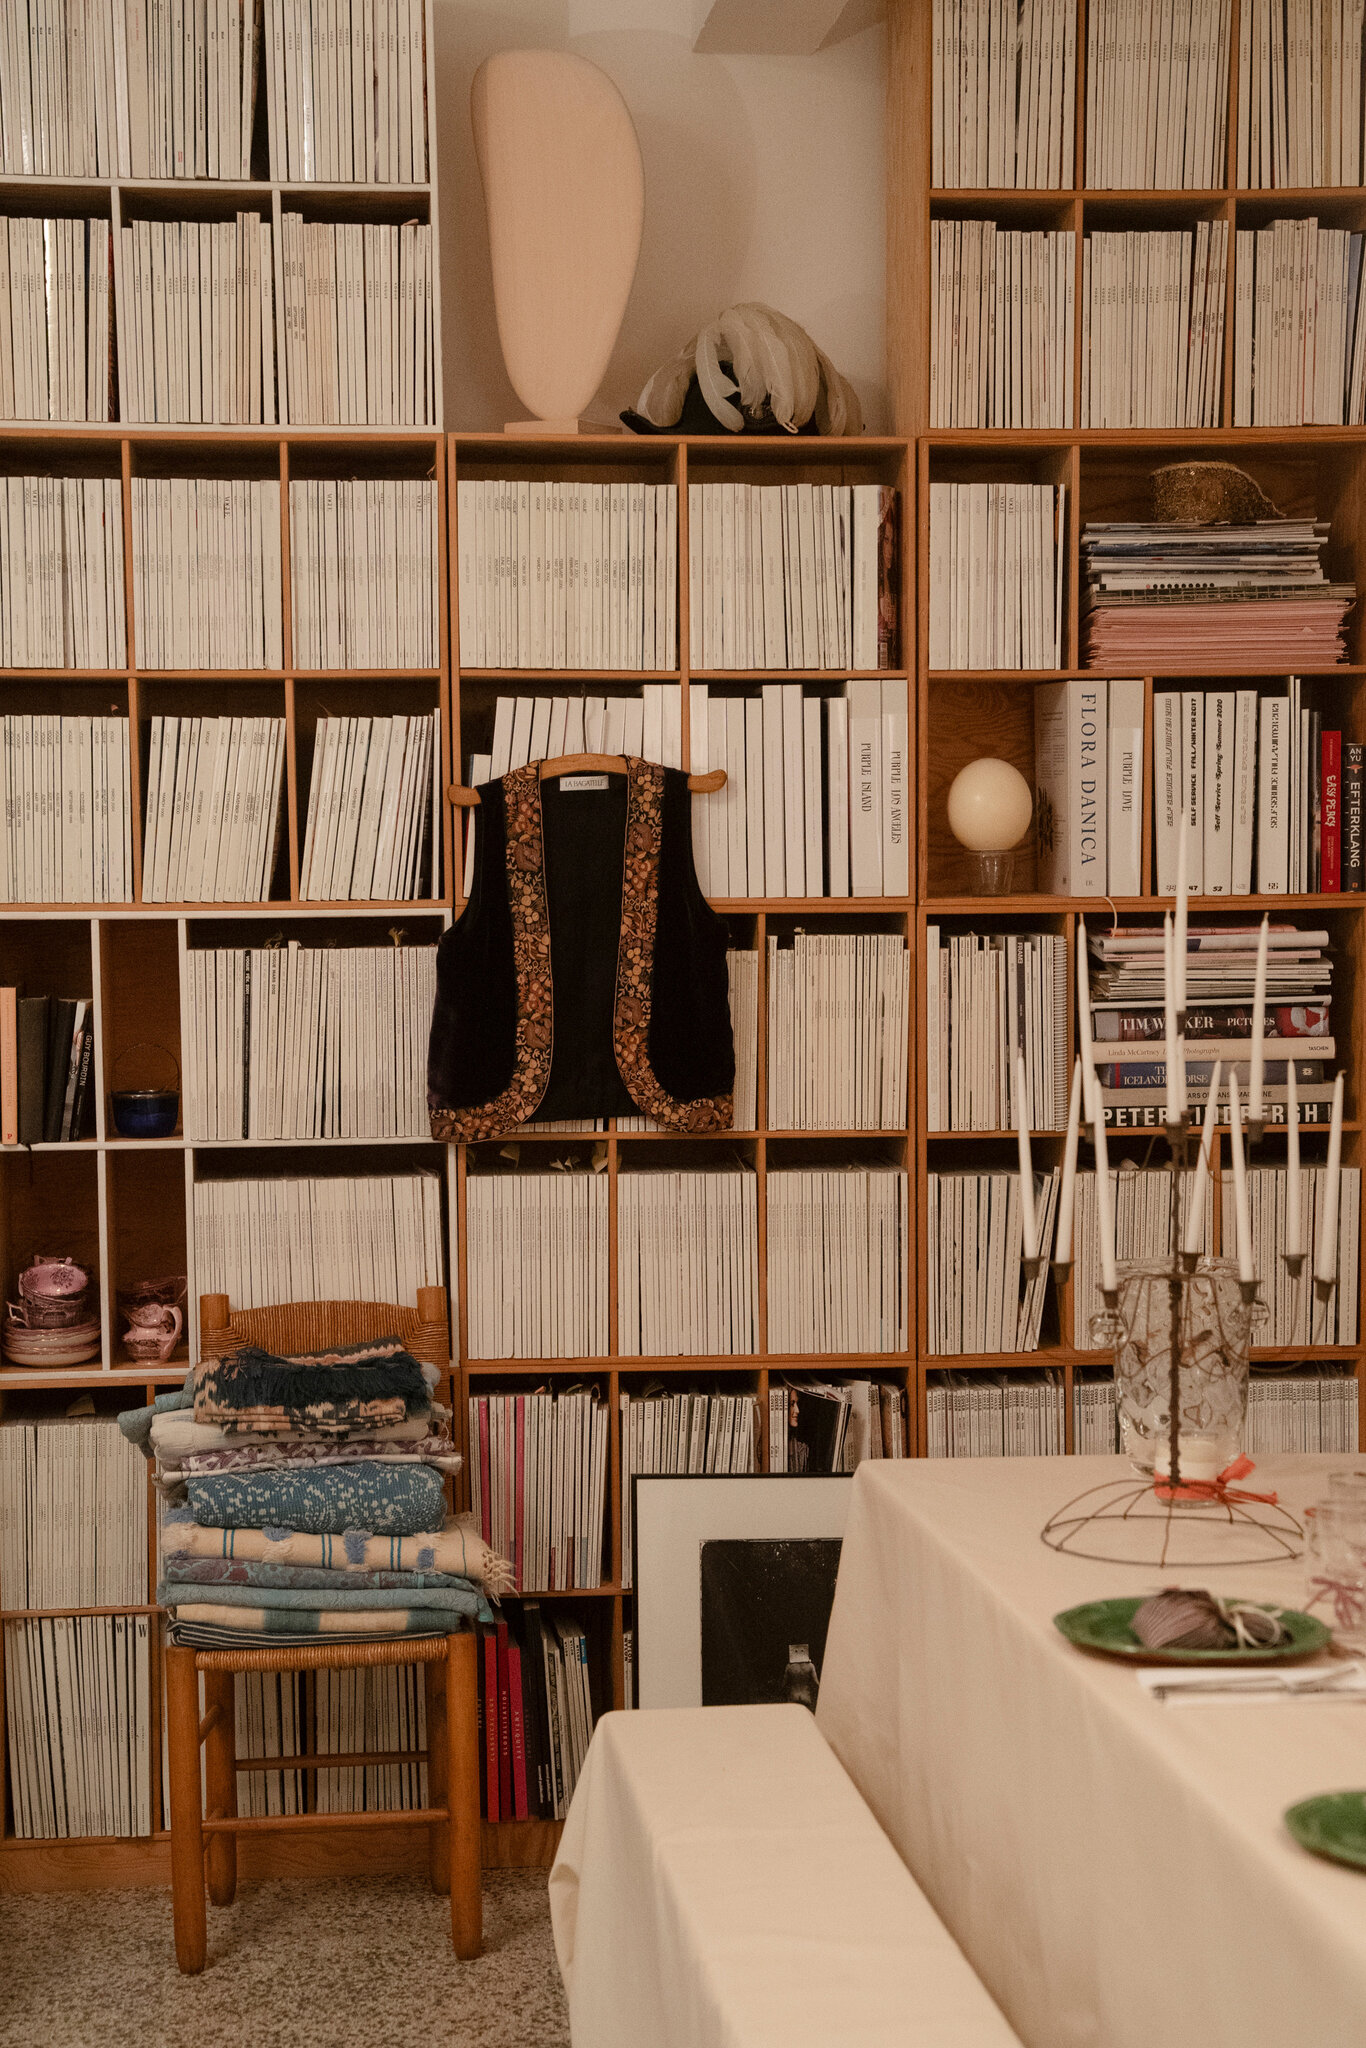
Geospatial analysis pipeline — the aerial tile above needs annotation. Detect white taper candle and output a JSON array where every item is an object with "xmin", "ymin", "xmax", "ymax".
[
  {"xmin": 1087, "ymin": 1062, "xmax": 1118, "ymax": 1296},
  {"xmin": 1286, "ymin": 1060, "xmax": 1303, "ymax": 1259},
  {"xmin": 1249, "ymin": 914, "xmax": 1269, "ymax": 1126},
  {"xmin": 1227, "ymin": 1068, "xmax": 1255, "ymax": 1285},
  {"xmin": 1076, "ymin": 916, "xmax": 1092, "ymax": 1114},
  {"xmin": 1315, "ymin": 1071, "xmax": 1346, "ymax": 1288},
  {"xmin": 1183, "ymin": 1059, "xmax": 1221, "ymax": 1258},
  {"xmin": 1163, "ymin": 912, "xmax": 1182, "ymax": 1125},
  {"xmin": 1173, "ymin": 814, "xmax": 1188, "ymax": 1015},
  {"xmin": 1055, "ymin": 1057, "xmax": 1083, "ymax": 1265},
  {"xmin": 1015, "ymin": 1052, "xmax": 1038, "ymax": 1260}
]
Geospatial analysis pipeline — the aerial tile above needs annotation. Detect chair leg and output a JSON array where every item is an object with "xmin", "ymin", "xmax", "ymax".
[
  {"xmin": 424, "ymin": 1655, "xmax": 450, "ymax": 1896},
  {"xmin": 446, "ymin": 1632, "xmax": 483, "ymax": 1958},
  {"xmin": 203, "ymin": 1670, "xmax": 238, "ymax": 1907},
  {"xmin": 166, "ymin": 1647, "xmax": 208, "ymax": 1974}
]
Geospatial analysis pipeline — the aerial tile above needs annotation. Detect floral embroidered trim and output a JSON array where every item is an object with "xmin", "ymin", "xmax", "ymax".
[
  {"xmin": 429, "ymin": 763, "xmax": 553, "ymax": 1141},
  {"xmin": 612, "ymin": 758, "xmax": 733, "ymax": 1135}
]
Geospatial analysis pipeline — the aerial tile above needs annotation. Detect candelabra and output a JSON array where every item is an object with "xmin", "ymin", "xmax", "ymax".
[{"xmin": 1026, "ymin": 879, "xmax": 1343, "ymax": 1568}]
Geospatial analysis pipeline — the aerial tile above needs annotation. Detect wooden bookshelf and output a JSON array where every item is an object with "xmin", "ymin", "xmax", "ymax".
[{"xmin": 889, "ymin": 0, "xmax": 1366, "ymax": 1456}]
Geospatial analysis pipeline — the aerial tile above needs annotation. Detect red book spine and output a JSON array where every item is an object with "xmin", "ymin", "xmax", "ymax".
[
  {"xmin": 478, "ymin": 1399, "xmax": 491, "ymax": 1547},
  {"xmin": 507, "ymin": 1639, "xmax": 529, "ymax": 1821},
  {"xmin": 1323, "ymin": 730, "xmax": 1342, "ymax": 892},
  {"xmin": 495, "ymin": 1618, "xmax": 513, "ymax": 1820},
  {"xmin": 482, "ymin": 1629, "xmax": 500, "ymax": 1821},
  {"xmin": 514, "ymin": 1394, "xmax": 525, "ymax": 1591}
]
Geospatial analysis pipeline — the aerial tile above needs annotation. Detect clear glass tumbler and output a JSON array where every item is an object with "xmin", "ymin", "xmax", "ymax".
[{"xmin": 1304, "ymin": 1500, "xmax": 1366, "ymax": 1653}]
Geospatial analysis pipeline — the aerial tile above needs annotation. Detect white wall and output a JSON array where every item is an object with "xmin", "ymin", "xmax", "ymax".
[{"xmin": 431, "ymin": 0, "xmax": 887, "ymax": 431}]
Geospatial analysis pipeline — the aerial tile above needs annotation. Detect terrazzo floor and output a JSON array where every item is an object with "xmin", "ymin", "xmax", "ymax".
[{"xmin": 0, "ymin": 1870, "xmax": 570, "ymax": 2048}]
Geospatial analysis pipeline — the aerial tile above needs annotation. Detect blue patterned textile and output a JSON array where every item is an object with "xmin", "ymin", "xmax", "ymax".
[{"xmin": 185, "ymin": 1461, "xmax": 447, "ymax": 1535}]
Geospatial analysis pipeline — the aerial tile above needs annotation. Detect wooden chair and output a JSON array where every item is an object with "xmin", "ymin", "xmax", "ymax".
[{"xmin": 164, "ymin": 1288, "xmax": 481, "ymax": 1973}]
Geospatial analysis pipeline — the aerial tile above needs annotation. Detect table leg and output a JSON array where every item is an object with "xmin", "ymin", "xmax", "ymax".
[
  {"xmin": 166, "ymin": 1646, "xmax": 207, "ymax": 1974},
  {"xmin": 446, "ymin": 1631, "xmax": 482, "ymax": 1958}
]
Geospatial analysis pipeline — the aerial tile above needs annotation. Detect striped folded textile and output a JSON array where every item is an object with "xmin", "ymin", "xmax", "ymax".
[
  {"xmin": 193, "ymin": 1338, "xmax": 432, "ymax": 1437},
  {"xmin": 162, "ymin": 1510, "xmax": 512, "ymax": 1593}
]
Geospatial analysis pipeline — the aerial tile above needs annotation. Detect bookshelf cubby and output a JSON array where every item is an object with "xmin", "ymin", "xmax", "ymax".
[{"xmin": 892, "ymin": 0, "xmax": 1366, "ymax": 1460}]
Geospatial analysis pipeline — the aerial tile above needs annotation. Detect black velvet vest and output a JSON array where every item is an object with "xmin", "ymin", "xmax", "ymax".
[{"xmin": 428, "ymin": 759, "xmax": 735, "ymax": 1139}]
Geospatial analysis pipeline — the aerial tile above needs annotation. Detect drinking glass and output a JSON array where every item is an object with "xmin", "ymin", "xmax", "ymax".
[{"xmin": 1304, "ymin": 1500, "xmax": 1366, "ymax": 1653}]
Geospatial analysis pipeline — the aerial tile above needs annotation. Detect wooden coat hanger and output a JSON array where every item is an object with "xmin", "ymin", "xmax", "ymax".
[{"xmin": 448, "ymin": 753, "xmax": 727, "ymax": 807}]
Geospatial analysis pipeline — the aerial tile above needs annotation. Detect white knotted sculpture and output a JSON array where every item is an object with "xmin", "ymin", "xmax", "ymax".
[{"xmin": 471, "ymin": 49, "xmax": 645, "ymax": 434}]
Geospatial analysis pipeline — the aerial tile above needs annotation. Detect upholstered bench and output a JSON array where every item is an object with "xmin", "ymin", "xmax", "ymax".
[{"xmin": 548, "ymin": 1703, "xmax": 1022, "ymax": 2047}]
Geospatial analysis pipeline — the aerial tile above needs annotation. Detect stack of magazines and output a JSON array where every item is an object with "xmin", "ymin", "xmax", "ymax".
[{"xmin": 1080, "ymin": 519, "xmax": 1355, "ymax": 668}]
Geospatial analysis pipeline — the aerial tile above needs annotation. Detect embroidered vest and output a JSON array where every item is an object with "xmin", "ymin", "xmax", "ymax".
[{"xmin": 428, "ymin": 758, "xmax": 735, "ymax": 1140}]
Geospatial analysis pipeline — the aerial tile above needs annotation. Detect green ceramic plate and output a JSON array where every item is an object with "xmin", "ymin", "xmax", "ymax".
[
  {"xmin": 1285, "ymin": 1792, "xmax": 1366, "ymax": 1870},
  {"xmin": 1053, "ymin": 1596, "xmax": 1330, "ymax": 1664}
]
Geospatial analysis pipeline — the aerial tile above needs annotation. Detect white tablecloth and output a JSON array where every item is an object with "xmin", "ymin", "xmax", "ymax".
[
  {"xmin": 817, "ymin": 1454, "xmax": 1366, "ymax": 2048},
  {"xmin": 549, "ymin": 1702, "xmax": 1022, "ymax": 2048}
]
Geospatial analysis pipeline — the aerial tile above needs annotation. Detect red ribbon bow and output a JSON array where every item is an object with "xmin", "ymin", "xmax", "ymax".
[{"xmin": 1152, "ymin": 1455, "xmax": 1280, "ymax": 1507}]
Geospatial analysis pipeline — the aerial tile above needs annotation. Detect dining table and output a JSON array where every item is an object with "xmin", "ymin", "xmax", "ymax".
[{"xmin": 816, "ymin": 1452, "xmax": 1366, "ymax": 2048}]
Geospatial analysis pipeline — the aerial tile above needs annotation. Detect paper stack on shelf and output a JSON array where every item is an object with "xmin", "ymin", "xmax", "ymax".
[
  {"xmin": 1080, "ymin": 519, "xmax": 1355, "ymax": 668},
  {"xmin": 1238, "ymin": 0, "xmax": 1366, "ymax": 187},
  {"xmin": 688, "ymin": 482, "xmax": 896, "ymax": 671},
  {"xmin": 1245, "ymin": 1367, "xmax": 1361, "ymax": 1450},
  {"xmin": 930, "ymin": 223, "xmax": 1074, "ymax": 428},
  {"xmin": 117, "ymin": 215, "xmax": 274, "ymax": 425},
  {"xmin": 925, "ymin": 928, "xmax": 1066, "ymax": 1132},
  {"xmin": 467, "ymin": 1388, "xmax": 609, "ymax": 1590},
  {"xmin": 1, "ymin": 217, "xmax": 111, "ymax": 422},
  {"xmin": 279, "ymin": 217, "xmax": 435, "ymax": 427},
  {"xmin": 768, "ymin": 1376, "xmax": 907, "ymax": 1473},
  {"xmin": 457, "ymin": 479, "xmax": 677, "ymax": 671},
  {"xmin": 0, "ymin": 478, "xmax": 125, "ymax": 668},
  {"xmin": 264, "ymin": 0, "xmax": 429, "ymax": 182},
  {"xmin": 465, "ymin": 1172, "xmax": 609, "ymax": 1360},
  {"xmin": 618, "ymin": 1168, "xmax": 759, "ymax": 1357},
  {"xmin": 768, "ymin": 1167, "xmax": 909, "ymax": 1355},
  {"xmin": 0, "ymin": 0, "xmax": 258, "ymax": 178},
  {"xmin": 1233, "ymin": 222, "xmax": 1366, "ymax": 425},
  {"xmin": 191, "ymin": 1173, "xmax": 446, "ymax": 1308},
  {"xmin": 926, "ymin": 1168, "xmax": 1059, "ymax": 1354},
  {"xmin": 926, "ymin": 1372, "xmax": 1066, "ymax": 1455},
  {"xmin": 1084, "ymin": 0, "xmax": 1231, "ymax": 188},
  {"xmin": 312, "ymin": 1666, "xmax": 427, "ymax": 1814},
  {"xmin": 1082, "ymin": 225, "xmax": 1229, "ymax": 428},
  {"xmin": 932, "ymin": 0, "xmax": 1077, "ymax": 189},
  {"xmin": 0, "ymin": 715, "xmax": 132, "ymax": 904},
  {"xmin": 1224, "ymin": 1166, "xmax": 1361, "ymax": 1343},
  {"xmin": 479, "ymin": 1605, "xmax": 598, "ymax": 1821},
  {"xmin": 131, "ymin": 479, "xmax": 283, "ymax": 670},
  {"xmin": 141, "ymin": 714, "xmax": 286, "ymax": 904},
  {"xmin": 301, "ymin": 712, "xmax": 440, "ymax": 902},
  {"xmin": 767, "ymin": 932, "xmax": 910, "ymax": 1130},
  {"xmin": 929, "ymin": 482, "xmax": 1065, "ymax": 670},
  {"xmin": 290, "ymin": 480, "xmax": 438, "ymax": 668},
  {"xmin": 183, "ymin": 941, "xmax": 438, "ymax": 1141}
]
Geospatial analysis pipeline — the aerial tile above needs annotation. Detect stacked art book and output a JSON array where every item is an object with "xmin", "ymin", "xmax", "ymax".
[{"xmin": 1086, "ymin": 922, "xmax": 1336, "ymax": 1126}]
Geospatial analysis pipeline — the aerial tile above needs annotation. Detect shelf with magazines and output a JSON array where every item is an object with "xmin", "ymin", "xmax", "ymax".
[
  {"xmin": 444, "ymin": 427, "xmax": 916, "ymax": 1764},
  {"xmin": 0, "ymin": 0, "xmax": 478, "ymax": 1886},
  {"xmin": 892, "ymin": 0, "xmax": 1366, "ymax": 1465}
]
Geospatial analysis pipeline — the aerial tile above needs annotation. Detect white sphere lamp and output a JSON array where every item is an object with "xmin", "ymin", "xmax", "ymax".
[{"xmin": 947, "ymin": 758, "xmax": 1033, "ymax": 895}]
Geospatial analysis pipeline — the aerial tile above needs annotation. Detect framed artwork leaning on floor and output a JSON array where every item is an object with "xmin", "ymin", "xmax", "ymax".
[{"xmin": 633, "ymin": 1475, "xmax": 853, "ymax": 1711}]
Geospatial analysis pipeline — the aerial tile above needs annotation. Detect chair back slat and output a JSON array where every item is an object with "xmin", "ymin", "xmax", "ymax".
[{"xmin": 198, "ymin": 1290, "xmax": 450, "ymax": 1371}]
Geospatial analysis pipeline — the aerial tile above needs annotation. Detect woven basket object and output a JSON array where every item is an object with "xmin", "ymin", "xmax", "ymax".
[{"xmin": 1151, "ymin": 461, "xmax": 1281, "ymax": 524}]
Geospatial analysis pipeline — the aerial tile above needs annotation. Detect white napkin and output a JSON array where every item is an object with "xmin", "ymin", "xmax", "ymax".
[{"xmin": 1138, "ymin": 1661, "xmax": 1366, "ymax": 1706}]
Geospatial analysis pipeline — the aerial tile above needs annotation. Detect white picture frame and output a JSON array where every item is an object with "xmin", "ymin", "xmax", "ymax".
[{"xmin": 633, "ymin": 1474, "xmax": 853, "ymax": 1710}]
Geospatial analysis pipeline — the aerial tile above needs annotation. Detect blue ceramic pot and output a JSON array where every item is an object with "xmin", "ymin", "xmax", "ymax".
[{"xmin": 110, "ymin": 1089, "xmax": 179, "ymax": 1139}]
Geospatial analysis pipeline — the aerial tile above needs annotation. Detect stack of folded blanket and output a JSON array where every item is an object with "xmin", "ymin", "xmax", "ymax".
[{"xmin": 120, "ymin": 1334, "xmax": 511, "ymax": 1648}]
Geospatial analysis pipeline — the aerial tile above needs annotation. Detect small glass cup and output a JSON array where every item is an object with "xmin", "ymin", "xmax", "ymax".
[{"xmin": 1304, "ymin": 1500, "xmax": 1366, "ymax": 1653}]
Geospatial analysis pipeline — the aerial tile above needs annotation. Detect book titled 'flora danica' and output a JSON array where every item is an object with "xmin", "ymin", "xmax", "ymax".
[{"xmin": 1035, "ymin": 681, "xmax": 1107, "ymax": 895}]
